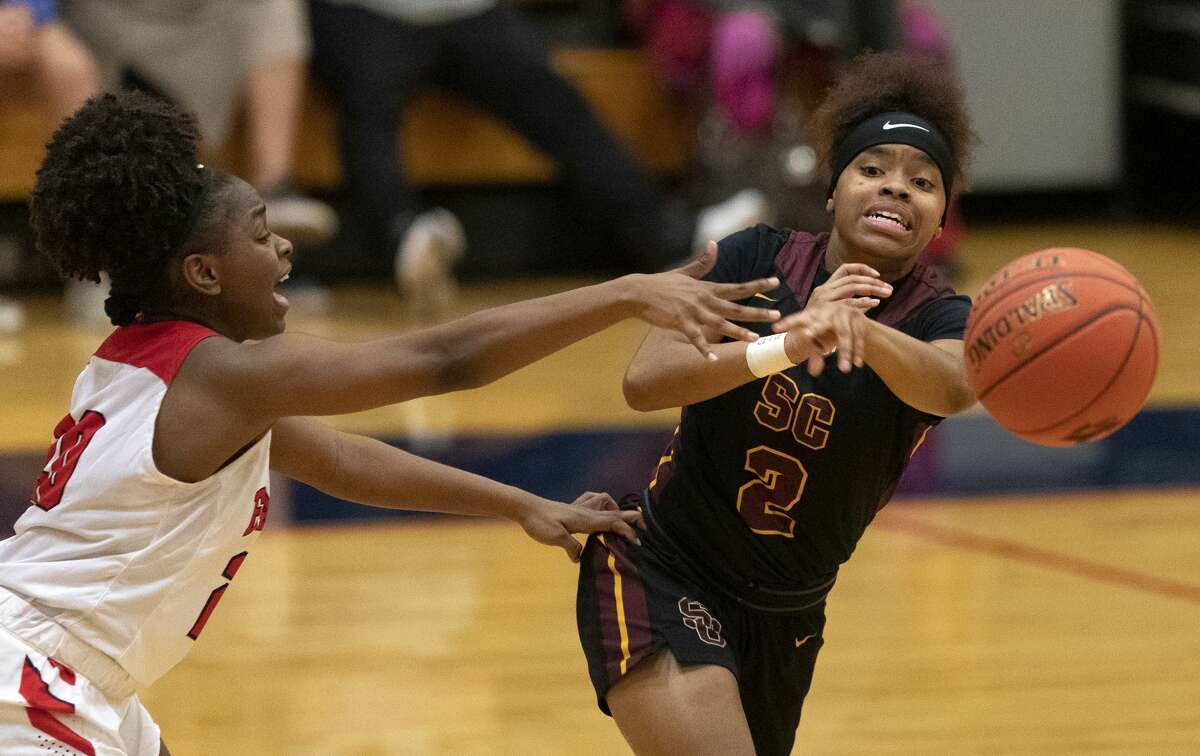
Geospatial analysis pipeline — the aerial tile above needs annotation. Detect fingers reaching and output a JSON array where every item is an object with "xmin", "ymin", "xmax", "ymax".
[
  {"xmin": 807, "ymin": 352, "xmax": 825, "ymax": 377},
  {"xmin": 835, "ymin": 321, "xmax": 853, "ymax": 373},
  {"xmin": 774, "ymin": 302, "xmax": 870, "ymax": 375},
  {"xmin": 557, "ymin": 532, "xmax": 584, "ymax": 562},
  {"xmin": 621, "ymin": 509, "xmax": 646, "ymax": 530},
  {"xmin": 772, "ymin": 312, "xmax": 805, "ymax": 334},
  {"xmin": 846, "ymin": 297, "xmax": 881, "ymax": 311},
  {"xmin": 710, "ymin": 298, "xmax": 780, "ymax": 324},
  {"xmin": 677, "ymin": 240, "xmax": 718, "ymax": 279},
  {"xmin": 681, "ymin": 321, "xmax": 717, "ymax": 361},
  {"xmin": 712, "ymin": 276, "xmax": 781, "ymax": 303},
  {"xmin": 572, "ymin": 491, "xmax": 618, "ymax": 511},
  {"xmin": 712, "ymin": 317, "xmax": 762, "ymax": 344},
  {"xmin": 815, "ymin": 276, "xmax": 892, "ymax": 304},
  {"xmin": 574, "ymin": 509, "xmax": 641, "ymax": 544},
  {"xmin": 828, "ymin": 263, "xmax": 881, "ymax": 281}
]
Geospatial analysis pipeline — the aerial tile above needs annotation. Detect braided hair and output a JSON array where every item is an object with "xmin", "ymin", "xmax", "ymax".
[
  {"xmin": 30, "ymin": 91, "xmax": 231, "ymax": 325},
  {"xmin": 811, "ymin": 51, "xmax": 975, "ymax": 193}
]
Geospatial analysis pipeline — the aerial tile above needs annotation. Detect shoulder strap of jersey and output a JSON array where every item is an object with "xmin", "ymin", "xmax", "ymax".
[
  {"xmin": 94, "ymin": 320, "xmax": 220, "ymax": 384},
  {"xmin": 773, "ymin": 231, "xmax": 829, "ymax": 306},
  {"xmin": 876, "ymin": 262, "xmax": 958, "ymax": 329}
]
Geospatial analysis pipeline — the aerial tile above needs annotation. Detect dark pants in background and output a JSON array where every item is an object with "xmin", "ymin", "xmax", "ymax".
[{"xmin": 308, "ymin": 1, "xmax": 692, "ymax": 274}]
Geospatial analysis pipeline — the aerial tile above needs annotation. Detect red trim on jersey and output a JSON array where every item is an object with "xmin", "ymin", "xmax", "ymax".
[
  {"xmin": 19, "ymin": 657, "xmax": 73, "ymax": 713},
  {"xmin": 20, "ymin": 657, "xmax": 97, "ymax": 756},
  {"xmin": 94, "ymin": 320, "xmax": 220, "ymax": 384},
  {"xmin": 222, "ymin": 551, "xmax": 249, "ymax": 580},
  {"xmin": 47, "ymin": 658, "xmax": 77, "ymax": 685},
  {"xmin": 187, "ymin": 584, "xmax": 228, "ymax": 640}
]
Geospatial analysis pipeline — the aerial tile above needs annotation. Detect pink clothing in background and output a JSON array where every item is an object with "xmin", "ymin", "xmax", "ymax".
[{"xmin": 711, "ymin": 10, "xmax": 780, "ymax": 135}]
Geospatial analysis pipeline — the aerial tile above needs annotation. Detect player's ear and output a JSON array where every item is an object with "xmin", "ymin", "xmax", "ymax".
[
  {"xmin": 825, "ymin": 196, "xmax": 834, "ymax": 213},
  {"xmin": 179, "ymin": 253, "xmax": 222, "ymax": 297}
]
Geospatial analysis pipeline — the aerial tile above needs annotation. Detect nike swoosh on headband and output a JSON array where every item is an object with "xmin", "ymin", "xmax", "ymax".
[{"xmin": 882, "ymin": 121, "xmax": 931, "ymax": 132}]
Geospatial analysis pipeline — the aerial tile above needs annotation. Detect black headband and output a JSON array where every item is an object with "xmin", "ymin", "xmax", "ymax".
[{"xmin": 827, "ymin": 111, "xmax": 954, "ymax": 210}]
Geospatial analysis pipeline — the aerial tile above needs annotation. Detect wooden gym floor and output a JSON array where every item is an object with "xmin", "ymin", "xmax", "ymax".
[{"xmin": 1, "ymin": 222, "xmax": 1198, "ymax": 754}]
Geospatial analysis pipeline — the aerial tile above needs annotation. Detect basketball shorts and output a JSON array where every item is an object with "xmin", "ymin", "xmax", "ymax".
[
  {"xmin": 577, "ymin": 527, "xmax": 827, "ymax": 756},
  {"xmin": 0, "ymin": 627, "xmax": 160, "ymax": 756}
]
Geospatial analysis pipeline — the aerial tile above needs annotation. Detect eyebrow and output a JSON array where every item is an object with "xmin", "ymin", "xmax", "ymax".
[
  {"xmin": 861, "ymin": 146, "xmax": 938, "ymax": 169},
  {"xmin": 249, "ymin": 204, "xmax": 267, "ymax": 224}
]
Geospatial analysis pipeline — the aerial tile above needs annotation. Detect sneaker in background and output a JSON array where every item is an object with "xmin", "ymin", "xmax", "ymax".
[
  {"xmin": 394, "ymin": 208, "xmax": 466, "ymax": 322},
  {"xmin": 64, "ymin": 276, "xmax": 111, "ymax": 329},
  {"xmin": 693, "ymin": 188, "xmax": 772, "ymax": 250},
  {"xmin": 0, "ymin": 295, "xmax": 24, "ymax": 334},
  {"xmin": 262, "ymin": 184, "xmax": 339, "ymax": 247}
]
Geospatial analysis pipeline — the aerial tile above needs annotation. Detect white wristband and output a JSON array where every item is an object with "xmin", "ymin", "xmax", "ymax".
[{"xmin": 745, "ymin": 333, "xmax": 795, "ymax": 377}]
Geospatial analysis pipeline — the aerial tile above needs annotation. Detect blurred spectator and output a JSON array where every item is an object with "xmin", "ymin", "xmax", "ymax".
[
  {"xmin": 0, "ymin": 0, "xmax": 98, "ymax": 332},
  {"xmin": 627, "ymin": 0, "xmax": 965, "ymax": 278},
  {"xmin": 899, "ymin": 0, "xmax": 965, "ymax": 278},
  {"xmin": 308, "ymin": 0, "xmax": 767, "ymax": 318},
  {"xmin": 623, "ymin": 0, "xmax": 847, "ymax": 234},
  {"xmin": 63, "ymin": 0, "xmax": 337, "ymax": 247}
]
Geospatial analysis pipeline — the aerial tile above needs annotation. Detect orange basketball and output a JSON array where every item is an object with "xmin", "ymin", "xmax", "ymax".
[{"xmin": 963, "ymin": 248, "xmax": 1159, "ymax": 446}]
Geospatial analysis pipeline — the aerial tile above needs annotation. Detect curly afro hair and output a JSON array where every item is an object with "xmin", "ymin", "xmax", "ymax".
[
  {"xmin": 811, "ymin": 51, "xmax": 975, "ymax": 192},
  {"xmin": 30, "ymin": 90, "xmax": 229, "ymax": 326}
]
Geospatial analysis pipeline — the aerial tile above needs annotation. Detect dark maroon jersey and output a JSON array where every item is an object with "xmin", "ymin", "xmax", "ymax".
[{"xmin": 645, "ymin": 225, "xmax": 970, "ymax": 598}]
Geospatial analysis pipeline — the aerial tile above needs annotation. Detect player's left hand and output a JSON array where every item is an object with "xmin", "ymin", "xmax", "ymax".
[
  {"xmin": 775, "ymin": 302, "xmax": 871, "ymax": 376},
  {"xmin": 518, "ymin": 492, "xmax": 644, "ymax": 563}
]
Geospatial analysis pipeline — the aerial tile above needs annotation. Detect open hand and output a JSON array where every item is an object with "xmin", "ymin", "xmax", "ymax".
[
  {"xmin": 776, "ymin": 301, "xmax": 871, "ymax": 376},
  {"xmin": 518, "ymin": 492, "xmax": 644, "ymax": 562},
  {"xmin": 629, "ymin": 241, "xmax": 781, "ymax": 360},
  {"xmin": 808, "ymin": 263, "xmax": 892, "ymax": 311}
]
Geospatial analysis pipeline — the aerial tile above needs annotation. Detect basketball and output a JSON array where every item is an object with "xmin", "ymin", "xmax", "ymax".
[{"xmin": 963, "ymin": 248, "xmax": 1159, "ymax": 446}]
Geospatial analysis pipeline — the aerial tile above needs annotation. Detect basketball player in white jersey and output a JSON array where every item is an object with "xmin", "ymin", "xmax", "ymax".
[{"xmin": 0, "ymin": 91, "xmax": 782, "ymax": 755}]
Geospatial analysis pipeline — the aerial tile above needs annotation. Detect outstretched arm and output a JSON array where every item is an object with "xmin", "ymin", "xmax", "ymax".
[
  {"xmin": 623, "ymin": 263, "xmax": 894, "ymax": 411},
  {"xmin": 205, "ymin": 245, "xmax": 780, "ymax": 421},
  {"xmin": 269, "ymin": 417, "xmax": 642, "ymax": 562},
  {"xmin": 771, "ymin": 303, "xmax": 975, "ymax": 417},
  {"xmin": 166, "ymin": 246, "xmax": 778, "ymax": 482}
]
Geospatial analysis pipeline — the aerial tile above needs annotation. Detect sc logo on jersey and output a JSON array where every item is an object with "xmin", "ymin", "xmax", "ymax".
[{"xmin": 678, "ymin": 597, "xmax": 726, "ymax": 647}]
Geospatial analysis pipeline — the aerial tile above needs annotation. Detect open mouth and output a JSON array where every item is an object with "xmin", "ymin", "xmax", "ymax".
[
  {"xmin": 273, "ymin": 269, "xmax": 292, "ymax": 312},
  {"xmin": 865, "ymin": 210, "xmax": 911, "ymax": 231}
]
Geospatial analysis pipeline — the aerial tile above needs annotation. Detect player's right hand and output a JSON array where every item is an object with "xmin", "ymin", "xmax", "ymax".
[
  {"xmin": 627, "ymin": 241, "xmax": 782, "ymax": 360},
  {"xmin": 807, "ymin": 263, "xmax": 893, "ymax": 311},
  {"xmin": 777, "ymin": 301, "xmax": 871, "ymax": 375}
]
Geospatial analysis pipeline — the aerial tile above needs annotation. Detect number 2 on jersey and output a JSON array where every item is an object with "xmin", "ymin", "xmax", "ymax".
[{"xmin": 736, "ymin": 445, "xmax": 808, "ymax": 537}]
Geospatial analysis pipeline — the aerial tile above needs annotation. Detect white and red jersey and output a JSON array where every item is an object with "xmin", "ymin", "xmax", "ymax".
[{"xmin": 0, "ymin": 320, "xmax": 272, "ymax": 692}]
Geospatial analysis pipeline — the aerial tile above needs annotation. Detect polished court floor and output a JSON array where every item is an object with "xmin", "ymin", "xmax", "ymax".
[{"xmin": 1, "ymin": 222, "xmax": 1198, "ymax": 754}]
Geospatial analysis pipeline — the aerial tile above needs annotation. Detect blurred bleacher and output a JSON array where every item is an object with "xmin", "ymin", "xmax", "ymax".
[{"xmin": 0, "ymin": 0, "xmax": 695, "ymax": 285}]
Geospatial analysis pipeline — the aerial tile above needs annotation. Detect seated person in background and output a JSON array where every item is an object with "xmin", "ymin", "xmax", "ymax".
[
  {"xmin": 0, "ymin": 0, "xmax": 96, "ymax": 122},
  {"xmin": 308, "ymin": 0, "xmax": 768, "ymax": 318},
  {"xmin": 62, "ymin": 0, "xmax": 336, "ymax": 247},
  {"xmin": 0, "ymin": 0, "xmax": 98, "ymax": 333}
]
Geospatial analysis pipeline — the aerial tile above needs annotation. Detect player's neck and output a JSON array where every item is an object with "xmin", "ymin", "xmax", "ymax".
[
  {"xmin": 136, "ymin": 303, "xmax": 223, "ymax": 337},
  {"xmin": 825, "ymin": 232, "xmax": 916, "ymax": 282}
]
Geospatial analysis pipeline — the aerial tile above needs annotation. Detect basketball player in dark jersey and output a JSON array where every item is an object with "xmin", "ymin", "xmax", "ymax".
[{"xmin": 577, "ymin": 51, "xmax": 978, "ymax": 755}]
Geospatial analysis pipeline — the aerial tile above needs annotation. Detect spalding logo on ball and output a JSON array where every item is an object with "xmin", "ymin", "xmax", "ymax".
[{"xmin": 963, "ymin": 248, "xmax": 1159, "ymax": 447}]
